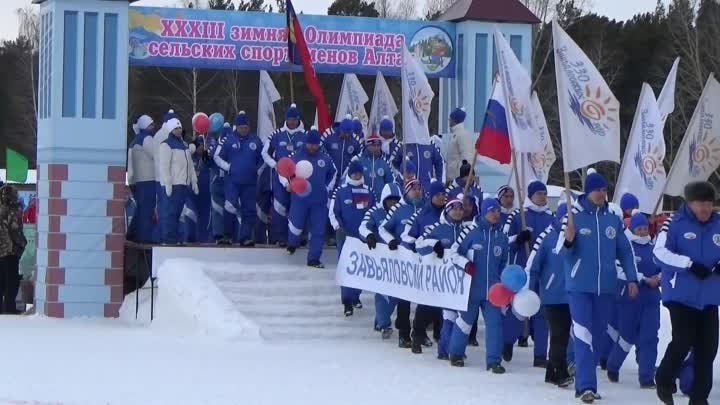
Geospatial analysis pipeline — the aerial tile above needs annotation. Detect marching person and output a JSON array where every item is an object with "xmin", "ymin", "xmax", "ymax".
[
  {"xmin": 555, "ymin": 169, "xmax": 639, "ymax": 404},
  {"xmin": 207, "ymin": 123, "xmax": 233, "ymax": 244},
  {"xmin": 358, "ymin": 132, "xmax": 394, "ymax": 203},
  {"xmin": 654, "ymin": 181, "xmax": 720, "ymax": 405},
  {"xmin": 192, "ymin": 136, "xmax": 211, "ymax": 243},
  {"xmin": 378, "ymin": 116, "xmax": 400, "ymax": 165},
  {"xmin": 379, "ymin": 179, "xmax": 426, "ymax": 348},
  {"xmin": 352, "ymin": 117, "xmax": 364, "ymax": 139},
  {"xmin": 285, "ymin": 128, "xmax": 337, "ymax": 268},
  {"xmin": 414, "ymin": 196, "xmax": 466, "ymax": 360},
  {"xmin": 447, "ymin": 198, "xmax": 508, "ymax": 372},
  {"xmin": 391, "ymin": 138, "xmax": 443, "ymax": 193},
  {"xmin": 527, "ymin": 202, "xmax": 574, "ymax": 387},
  {"xmin": 503, "ymin": 181, "xmax": 554, "ymax": 366},
  {"xmin": 214, "ymin": 112, "xmax": 264, "ymax": 246},
  {"xmin": 619, "ymin": 192, "xmax": 640, "ymax": 225},
  {"xmin": 158, "ymin": 118, "xmax": 199, "ymax": 245},
  {"xmin": 360, "ymin": 183, "xmax": 403, "ymax": 338},
  {"xmin": 262, "ymin": 103, "xmax": 306, "ymax": 246},
  {"xmin": 445, "ymin": 107, "xmax": 475, "ymax": 184},
  {"xmin": 402, "ymin": 181, "xmax": 447, "ymax": 353},
  {"xmin": 330, "ymin": 160, "xmax": 374, "ymax": 316},
  {"xmin": 323, "ymin": 115, "xmax": 361, "ymax": 188},
  {"xmin": 127, "ymin": 114, "xmax": 156, "ymax": 243},
  {"xmin": 606, "ymin": 211, "xmax": 660, "ymax": 388}
]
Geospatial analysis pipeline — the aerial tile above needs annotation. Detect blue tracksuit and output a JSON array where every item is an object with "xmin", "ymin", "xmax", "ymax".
[
  {"xmin": 415, "ymin": 213, "xmax": 465, "ymax": 357},
  {"xmin": 391, "ymin": 143, "xmax": 443, "ymax": 193},
  {"xmin": 358, "ymin": 151, "xmax": 394, "ymax": 203},
  {"xmin": 528, "ymin": 226, "xmax": 568, "ymax": 306},
  {"xmin": 445, "ymin": 177, "xmax": 483, "ymax": 202},
  {"xmin": 322, "ymin": 131, "xmax": 361, "ymax": 188},
  {"xmin": 330, "ymin": 178, "xmax": 374, "ymax": 304},
  {"xmin": 158, "ymin": 135, "xmax": 198, "ymax": 244},
  {"xmin": 555, "ymin": 195, "xmax": 638, "ymax": 395},
  {"xmin": 401, "ymin": 201, "xmax": 444, "ymax": 250},
  {"xmin": 503, "ymin": 203, "xmax": 554, "ymax": 357},
  {"xmin": 128, "ymin": 128, "xmax": 156, "ymax": 243},
  {"xmin": 607, "ymin": 231, "xmax": 660, "ymax": 385},
  {"xmin": 207, "ymin": 131, "xmax": 234, "ymax": 240},
  {"xmin": 125, "ymin": 191, "xmax": 137, "ymax": 240},
  {"xmin": 262, "ymin": 124, "xmax": 306, "ymax": 244},
  {"xmin": 215, "ymin": 130, "xmax": 264, "ymax": 242},
  {"xmin": 180, "ymin": 152, "xmax": 211, "ymax": 243},
  {"xmin": 287, "ymin": 148, "xmax": 336, "ymax": 261},
  {"xmin": 450, "ymin": 218, "xmax": 509, "ymax": 366}
]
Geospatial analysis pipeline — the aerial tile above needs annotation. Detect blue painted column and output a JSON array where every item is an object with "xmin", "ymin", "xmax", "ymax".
[{"xmin": 35, "ymin": 0, "xmax": 131, "ymax": 318}]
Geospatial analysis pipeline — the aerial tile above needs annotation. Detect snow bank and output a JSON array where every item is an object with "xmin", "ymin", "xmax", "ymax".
[{"xmin": 119, "ymin": 258, "xmax": 260, "ymax": 340}]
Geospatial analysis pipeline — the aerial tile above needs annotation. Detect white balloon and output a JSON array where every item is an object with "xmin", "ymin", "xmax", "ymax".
[
  {"xmin": 512, "ymin": 289, "xmax": 541, "ymax": 318},
  {"xmin": 296, "ymin": 160, "xmax": 314, "ymax": 179},
  {"xmin": 511, "ymin": 305, "xmax": 527, "ymax": 321}
]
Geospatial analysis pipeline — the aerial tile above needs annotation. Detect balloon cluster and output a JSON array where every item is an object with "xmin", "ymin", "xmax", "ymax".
[
  {"xmin": 488, "ymin": 264, "xmax": 541, "ymax": 318},
  {"xmin": 277, "ymin": 157, "xmax": 314, "ymax": 198},
  {"xmin": 192, "ymin": 112, "xmax": 226, "ymax": 134}
]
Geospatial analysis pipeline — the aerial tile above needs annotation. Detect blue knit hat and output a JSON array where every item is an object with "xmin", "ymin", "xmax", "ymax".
[
  {"xmin": 235, "ymin": 111, "xmax": 249, "ymax": 127},
  {"xmin": 620, "ymin": 193, "xmax": 640, "ymax": 212},
  {"xmin": 404, "ymin": 160, "xmax": 417, "ymax": 174},
  {"xmin": 629, "ymin": 210, "xmax": 649, "ymax": 231},
  {"xmin": 527, "ymin": 181, "xmax": 547, "ymax": 199},
  {"xmin": 481, "ymin": 198, "xmax": 501, "ymax": 216},
  {"xmin": 340, "ymin": 114, "xmax": 353, "ymax": 132},
  {"xmin": 584, "ymin": 168, "xmax": 608, "ymax": 194},
  {"xmin": 429, "ymin": 181, "xmax": 446, "ymax": 198},
  {"xmin": 450, "ymin": 107, "xmax": 466, "ymax": 124},
  {"xmin": 380, "ymin": 116, "xmax": 393, "ymax": 132},
  {"xmin": 286, "ymin": 103, "xmax": 300, "ymax": 119},
  {"xmin": 556, "ymin": 202, "xmax": 568, "ymax": 221},
  {"xmin": 305, "ymin": 128, "xmax": 321, "ymax": 145},
  {"xmin": 348, "ymin": 160, "xmax": 364, "ymax": 176},
  {"xmin": 353, "ymin": 118, "xmax": 363, "ymax": 133},
  {"xmin": 162, "ymin": 109, "xmax": 177, "ymax": 123}
]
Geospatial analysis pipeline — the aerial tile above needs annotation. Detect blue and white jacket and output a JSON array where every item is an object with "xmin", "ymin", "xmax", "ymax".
[
  {"xmin": 401, "ymin": 201, "xmax": 444, "ymax": 249},
  {"xmin": 555, "ymin": 195, "xmax": 638, "ymax": 295},
  {"xmin": 329, "ymin": 176, "xmax": 374, "ymax": 237},
  {"xmin": 390, "ymin": 143, "xmax": 444, "ymax": 192},
  {"xmin": 284, "ymin": 148, "xmax": 336, "ymax": 204},
  {"xmin": 653, "ymin": 204, "xmax": 720, "ymax": 310},
  {"xmin": 379, "ymin": 195, "xmax": 425, "ymax": 244},
  {"xmin": 360, "ymin": 183, "xmax": 402, "ymax": 243},
  {"xmin": 527, "ymin": 225, "xmax": 567, "ymax": 305},
  {"xmin": 206, "ymin": 129, "xmax": 229, "ymax": 182},
  {"xmin": 504, "ymin": 200, "xmax": 555, "ymax": 266},
  {"xmin": 357, "ymin": 150, "xmax": 394, "ymax": 203},
  {"xmin": 128, "ymin": 128, "xmax": 155, "ymax": 184},
  {"xmin": 445, "ymin": 177, "xmax": 483, "ymax": 202},
  {"xmin": 261, "ymin": 122, "xmax": 306, "ymax": 169},
  {"xmin": 214, "ymin": 130, "xmax": 263, "ymax": 185},
  {"xmin": 158, "ymin": 135, "xmax": 198, "ymax": 189},
  {"xmin": 416, "ymin": 212, "xmax": 466, "ymax": 257},
  {"xmin": 452, "ymin": 218, "xmax": 509, "ymax": 301},
  {"xmin": 322, "ymin": 131, "xmax": 361, "ymax": 187},
  {"xmin": 622, "ymin": 229, "xmax": 660, "ymax": 304}
]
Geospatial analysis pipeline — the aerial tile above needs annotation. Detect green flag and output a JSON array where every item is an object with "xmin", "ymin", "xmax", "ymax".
[{"xmin": 6, "ymin": 148, "xmax": 28, "ymax": 183}]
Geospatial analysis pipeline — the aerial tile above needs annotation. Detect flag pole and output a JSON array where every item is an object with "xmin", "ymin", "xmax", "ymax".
[
  {"xmin": 463, "ymin": 152, "xmax": 478, "ymax": 196},
  {"xmin": 288, "ymin": 65, "xmax": 294, "ymax": 103},
  {"xmin": 511, "ymin": 152, "xmax": 530, "ymax": 256},
  {"xmin": 563, "ymin": 171, "xmax": 574, "ymax": 226}
]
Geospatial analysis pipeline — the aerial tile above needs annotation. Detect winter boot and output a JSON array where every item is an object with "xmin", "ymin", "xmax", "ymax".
[
  {"xmin": 286, "ymin": 246, "xmax": 296, "ymax": 255},
  {"xmin": 344, "ymin": 304, "xmax": 353, "ymax": 317},
  {"xmin": 487, "ymin": 363, "xmax": 506, "ymax": 374},
  {"xmin": 545, "ymin": 366, "xmax": 557, "ymax": 384},
  {"xmin": 398, "ymin": 336, "xmax": 411, "ymax": 349},
  {"xmin": 241, "ymin": 239, "xmax": 255, "ymax": 247},
  {"xmin": 307, "ymin": 260, "xmax": 324, "ymax": 269},
  {"xmin": 599, "ymin": 359, "xmax": 608, "ymax": 370},
  {"xmin": 688, "ymin": 399, "xmax": 710, "ymax": 405},
  {"xmin": 607, "ymin": 370, "xmax": 619, "ymax": 383},
  {"xmin": 437, "ymin": 353, "xmax": 449, "ymax": 360},
  {"xmin": 468, "ymin": 337, "xmax": 479, "ymax": 346},
  {"xmin": 534, "ymin": 357, "xmax": 548, "ymax": 368},
  {"xmin": 503, "ymin": 344, "xmax": 514, "ymax": 362},
  {"xmin": 639, "ymin": 380, "xmax": 656, "ymax": 389},
  {"xmin": 449, "ymin": 355, "xmax": 464, "ymax": 367},
  {"xmin": 353, "ymin": 300, "xmax": 362, "ymax": 309},
  {"xmin": 577, "ymin": 390, "xmax": 595, "ymax": 404},
  {"xmin": 277, "ymin": 241, "xmax": 288, "ymax": 248},
  {"xmin": 381, "ymin": 327, "xmax": 393, "ymax": 340},
  {"xmin": 656, "ymin": 384, "xmax": 675, "ymax": 405},
  {"xmin": 410, "ymin": 337, "xmax": 423, "ymax": 354},
  {"xmin": 518, "ymin": 336, "xmax": 529, "ymax": 347},
  {"xmin": 422, "ymin": 336, "xmax": 434, "ymax": 347}
]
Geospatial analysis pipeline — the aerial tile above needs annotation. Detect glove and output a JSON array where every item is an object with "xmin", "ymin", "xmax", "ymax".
[
  {"xmin": 464, "ymin": 263, "xmax": 475, "ymax": 276},
  {"xmin": 433, "ymin": 241, "xmax": 444, "ymax": 259},
  {"xmin": 366, "ymin": 234, "xmax": 377, "ymax": 250},
  {"xmin": 192, "ymin": 182, "xmax": 199, "ymax": 195},
  {"xmin": 388, "ymin": 239, "xmax": 398, "ymax": 251},
  {"xmin": 690, "ymin": 262, "xmax": 711, "ymax": 280},
  {"xmin": 164, "ymin": 184, "xmax": 172, "ymax": 197},
  {"xmin": 517, "ymin": 229, "xmax": 532, "ymax": 243}
]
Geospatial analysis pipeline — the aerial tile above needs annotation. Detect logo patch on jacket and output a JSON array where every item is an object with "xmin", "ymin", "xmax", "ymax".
[
  {"xmin": 605, "ymin": 226, "xmax": 616, "ymax": 239},
  {"xmin": 493, "ymin": 246, "xmax": 502, "ymax": 257},
  {"xmin": 318, "ymin": 160, "xmax": 326, "ymax": 167},
  {"xmin": 471, "ymin": 244, "xmax": 484, "ymax": 250},
  {"xmin": 424, "ymin": 150, "xmax": 431, "ymax": 159},
  {"xmin": 331, "ymin": 143, "xmax": 339, "ymax": 150},
  {"xmin": 348, "ymin": 146, "xmax": 355, "ymax": 154},
  {"xmin": 713, "ymin": 234, "xmax": 720, "ymax": 246},
  {"xmin": 377, "ymin": 168, "xmax": 385, "ymax": 177},
  {"xmin": 580, "ymin": 228, "xmax": 592, "ymax": 236},
  {"xmin": 344, "ymin": 199, "xmax": 352, "ymax": 204},
  {"xmin": 296, "ymin": 141, "xmax": 303, "ymax": 148},
  {"xmin": 635, "ymin": 256, "xmax": 642, "ymax": 263},
  {"xmin": 249, "ymin": 142, "xmax": 257, "ymax": 150},
  {"xmin": 232, "ymin": 144, "xmax": 239, "ymax": 149},
  {"xmin": 279, "ymin": 141, "xmax": 287, "ymax": 147},
  {"xmin": 684, "ymin": 232, "xmax": 697, "ymax": 240}
]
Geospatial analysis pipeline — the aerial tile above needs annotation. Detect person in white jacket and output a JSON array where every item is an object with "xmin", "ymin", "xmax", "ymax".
[
  {"xmin": 157, "ymin": 118, "xmax": 199, "ymax": 244},
  {"xmin": 445, "ymin": 107, "xmax": 475, "ymax": 184},
  {"xmin": 127, "ymin": 114, "xmax": 156, "ymax": 243}
]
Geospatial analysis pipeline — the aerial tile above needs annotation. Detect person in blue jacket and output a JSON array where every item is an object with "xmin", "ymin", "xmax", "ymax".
[
  {"xmin": 180, "ymin": 137, "xmax": 211, "ymax": 243},
  {"xmin": 157, "ymin": 118, "xmax": 199, "ymax": 244},
  {"xmin": 127, "ymin": 114, "xmax": 156, "ymax": 243},
  {"xmin": 361, "ymin": 183, "xmax": 402, "ymax": 338},
  {"xmin": 390, "ymin": 141, "xmax": 443, "ymax": 193},
  {"xmin": 502, "ymin": 181, "xmax": 554, "ymax": 366},
  {"xmin": 214, "ymin": 112, "xmax": 264, "ymax": 246},
  {"xmin": 323, "ymin": 115, "xmax": 361, "ymax": 188},
  {"xmin": 352, "ymin": 117, "xmax": 364, "ymax": 139},
  {"xmin": 414, "ymin": 196, "xmax": 466, "ymax": 360},
  {"xmin": 330, "ymin": 160, "xmax": 374, "ymax": 316},
  {"xmin": 285, "ymin": 128, "xmax": 337, "ymax": 268},
  {"xmin": 528, "ymin": 202, "xmax": 574, "ymax": 387},
  {"xmin": 606, "ymin": 211, "xmax": 660, "ymax": 388},
  {"xmin": 207, "ymin": 124, "xmax": 234, "ymax": 244},
  {"xmin": 262, "ymin": 103, "xmax": 306, "ymax": 246},
  {"xmin": 445, "ymin": 160, "xmax": 482, "ymax": 204},
  {"xmin": 448, "ymin": 198, "xmax": 508, "ymax": 371},
  {"xmin": 555, "ymin": 170, "xmax": 639, "ymax": 403},
  {"xmin": 401, "ymin": 181, "xmax": 447, "ymax": 353},
  {"xmin": 497, "ymin": 185, "xmax": 516, "ymax": 225},
  {"xmin": 653, "ymin": 181, "xmax": 720, "ymax": 405},
  {"xmin": 378, "ymin": 117, "xmax": 400, "ymax": 168},
  {"xmin": 379, "ymin": 179, "xmax": 425, "ymax": 348},
  {"xmin": 357, "ymin": 132, "xmax": 394, "ymax": 203}
]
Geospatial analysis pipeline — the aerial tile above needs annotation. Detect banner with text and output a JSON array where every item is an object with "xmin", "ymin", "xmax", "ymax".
[
  {"xmin": 129, "ymin": 7, "xmax": 455, "ymax": 77},
  {"xmin": 337, "ymin": 237, "xmax": 471, "ymax": 310}
]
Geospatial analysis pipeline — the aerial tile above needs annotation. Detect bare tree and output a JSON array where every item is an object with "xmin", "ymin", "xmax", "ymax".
[
  {"xmin": 393, "ymin": 0, "xmax": 418, "ymax": 19},
  {"xmin": 375, "ymin": 0, "xmax": 394, "ymax": 17},
  {"xmin": 422, "ymin": 0, "xmax": 453, "ymax": 19},
  {"xmin": 16, "ymin": 6, "xmax": 39, "ymax": 143}
]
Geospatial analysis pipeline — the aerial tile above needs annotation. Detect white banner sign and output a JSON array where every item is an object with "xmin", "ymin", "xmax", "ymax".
[{"xmin": 336, "ymin": 237, "xmax": 471, "ymax": 311}]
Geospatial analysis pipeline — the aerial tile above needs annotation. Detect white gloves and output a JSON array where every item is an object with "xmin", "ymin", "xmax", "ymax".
[
  {"xmin": 165, "ymin": 184, "xmax": 172, "ymax": 197},
  {"xmin": 192, "ymin": 182, "xmax": 199, "ymax": 195}
]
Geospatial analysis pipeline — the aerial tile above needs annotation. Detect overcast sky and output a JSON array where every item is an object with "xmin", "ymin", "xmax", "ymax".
[{"xmin": 1, "ymin": 0, "xmax": 670, "ymax": 41}]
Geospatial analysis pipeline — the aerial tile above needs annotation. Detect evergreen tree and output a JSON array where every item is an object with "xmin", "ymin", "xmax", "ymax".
[{"xmin": 327, "ymin": 0, "xmax": 379, "ymax": 17}]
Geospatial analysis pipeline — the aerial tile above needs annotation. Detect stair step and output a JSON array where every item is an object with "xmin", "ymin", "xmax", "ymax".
[
  {"xmin": 239, "ymin": 304, "xmax": 375, "ymax": 318},
  {"xmin": 259, "ymin": 312, "xmax": 375, "ymax": 327},
  {"xmin": 207, "ymin": 269, "xmax": 335, "ymax": 283}
]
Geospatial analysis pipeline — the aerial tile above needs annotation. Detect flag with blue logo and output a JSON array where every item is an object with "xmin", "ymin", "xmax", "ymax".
[
  {"xmin": 401, "ymin": 46, "xmax": 434, "ymax": 145},
  {"xmin": 368, "ymin": 72, "xmax": 398, "ymax": 135}
]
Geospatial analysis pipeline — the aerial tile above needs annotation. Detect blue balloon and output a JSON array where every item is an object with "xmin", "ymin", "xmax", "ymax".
[
  {"xmin": 209, "ymin": 112, "xmax": 225, "ymax": 133},
  {"xmin": 501, "ymin": 264, "xmax": 527, "ymax": 293},
  {"xmin": 298, "ymin": 181, "xmax": 313, "ymax": 198}
]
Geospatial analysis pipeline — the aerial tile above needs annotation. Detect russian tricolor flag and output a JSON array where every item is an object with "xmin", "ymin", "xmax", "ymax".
[{"xmin": 475, "ymin": 81, "xmax": 511, "ymax": 164}]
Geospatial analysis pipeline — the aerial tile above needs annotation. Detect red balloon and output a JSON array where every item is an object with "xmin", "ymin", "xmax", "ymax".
[
  {"xmin": 488, "ymin": 283, "xmax": 514, "ymax": 307},
  {"xmin": 192, "ymin": 113, "xmax": 210, "ymax": 134},
  {"xmin": 277, "ymin": 157, "xmax": 296, "ymax": 178},
  {"xmin": 290, "ymin": 177, "xmax": 308, "ymax": 195}
]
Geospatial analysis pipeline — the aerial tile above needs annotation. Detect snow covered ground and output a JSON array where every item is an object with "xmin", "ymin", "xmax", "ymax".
[{"xmin": 1, "ymin": 254, "xmax": 719, "ymax": 405}]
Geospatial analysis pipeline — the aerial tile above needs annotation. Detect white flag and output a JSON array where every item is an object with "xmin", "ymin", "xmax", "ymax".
[
  {"xmin": 257, "ymin": 70, "xmax": 280, "ymax": 143},
  {"xmin": 657, "ymin": 57, "xmax": 680, "ymax": 125},
  {"xmin": 612, "ymin": 83, "xmax": 665, "ymax": 213},
  {"xmin": 368, "ymin": 72, "xmax": 399, "ymax": 134},
  {"xmin": 509, "ymin": 92, "xmax": 557, "ymax": 191},
  {"xmin": 401, "ymin": 46, "xmax": 434, "ymax": 145},
  {"xmin": 335, "ymin": 73, "xmax": 369, "ymax": 134},
  {"xmin": 664, "ymin": 74, "xmax": 720, "ymax": 197},
  {"xmin": 494, "ymin": 29, "xmax": 542, "ymax": 153},
  {"xmin": 552, "ymin": 20, "xmax": 621, "ymax": 171}
]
